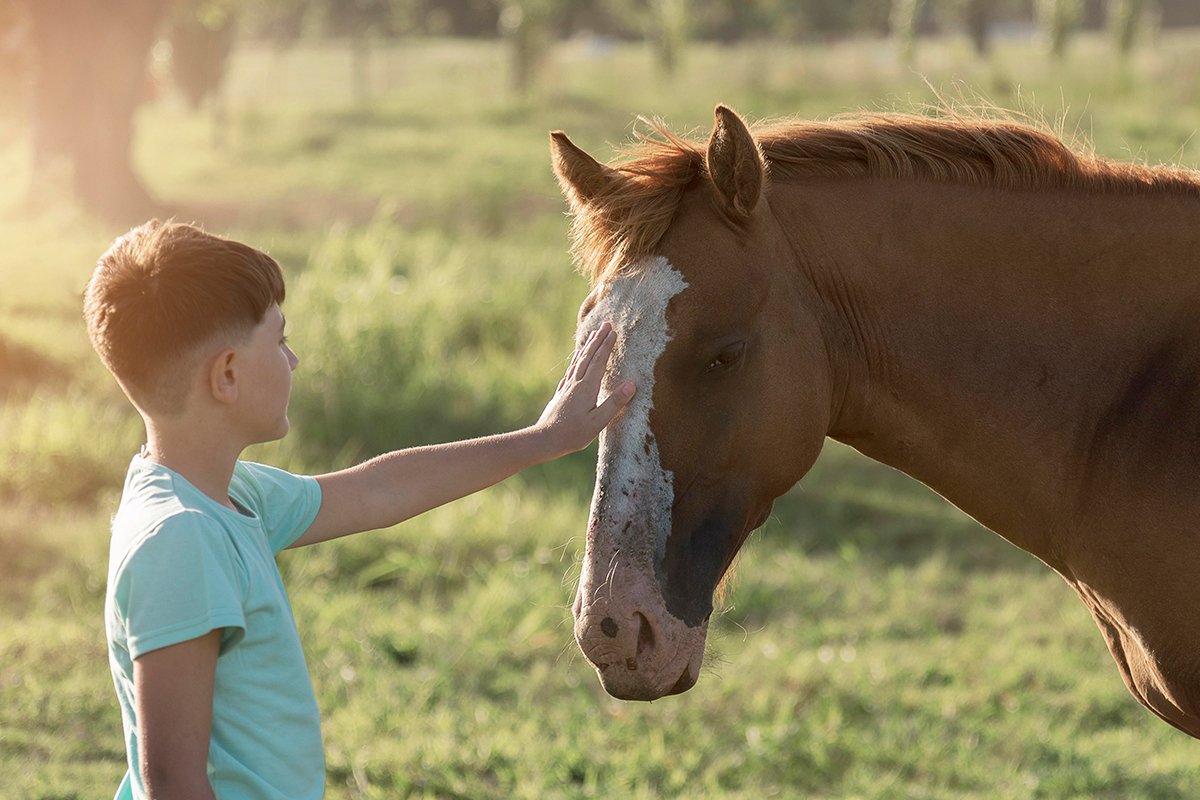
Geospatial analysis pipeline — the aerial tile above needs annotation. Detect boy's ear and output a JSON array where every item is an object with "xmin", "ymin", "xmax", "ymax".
[{"xmin": 209, "ymin": 349, "xmax": 239, "ymax": 405}]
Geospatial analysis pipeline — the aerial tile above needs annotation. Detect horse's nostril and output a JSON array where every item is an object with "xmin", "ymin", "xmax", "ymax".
[
  {"xmin": 635, "ymin": 611, "xmax": 655, "ymax": 659},
  {"xmin": 601, "ymin": 617, "xmax": 619, "ymax": 638}
]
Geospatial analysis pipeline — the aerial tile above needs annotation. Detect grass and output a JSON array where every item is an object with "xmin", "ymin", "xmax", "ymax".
[{"xmin": 3, "ymin": 29, "xmax": 1200, "ymax": 798}]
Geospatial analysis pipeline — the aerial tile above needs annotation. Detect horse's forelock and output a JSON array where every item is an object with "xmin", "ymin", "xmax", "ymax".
[{"xmin": 569, "ymin": 124, "xmax": 705, "ymax": 286}]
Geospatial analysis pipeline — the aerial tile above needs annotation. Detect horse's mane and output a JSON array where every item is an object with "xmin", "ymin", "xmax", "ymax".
[{"xmin": 570, "ymin": 111, "xmax": 1200, "ymax": 286}]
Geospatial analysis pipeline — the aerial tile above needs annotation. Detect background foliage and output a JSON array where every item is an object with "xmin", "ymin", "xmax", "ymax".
[{"xmin": 2, "ymin": 11, "xmax": 1200, "ymax": 800}]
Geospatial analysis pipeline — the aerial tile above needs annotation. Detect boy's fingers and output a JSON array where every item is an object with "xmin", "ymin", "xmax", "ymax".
[
  {"xmin": 575, "ymin": 323, "xmax": 611, "ymax": 379},
  {"xmin": 580, "ymin": 328, "xmax": 617, "ymax": 386},
  {"xmin": 563, "ymin": 335, "xmax": 592, "ymax": 385},
  {"xmin": 558, "ymin": 356, "xmax": 575, "ymax": 390},
  {"xmin": 564, "ymin": 349, "xmax": 582, "ymax": 379},
  {"xmin": 592, "ymin": 382, "xmax": 636, "ymax": 425}
]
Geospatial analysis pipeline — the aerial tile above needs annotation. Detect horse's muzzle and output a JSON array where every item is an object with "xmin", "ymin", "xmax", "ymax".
[{"xmin": 573, "ymin": 595, "xmax": 708, "ymax": 701}]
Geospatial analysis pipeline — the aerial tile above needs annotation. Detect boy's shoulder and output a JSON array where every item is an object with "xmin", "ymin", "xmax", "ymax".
[
  {"xmin": 111, "ymin": 455, "xmax": 321, "ymax": 570},
  {"xmin": 116, "ymin": 455, "xmax": 191, "ymax": 517},
  {"xmin": 108, "ymin": 456, "xmax": 242, "ymax": 581},
  {"xmin": 228, "ymin": 459, "xmax": 304, "ymax": 511},
  {"xmin": 115, "ymin": 456, "xmax": 301, "ymax": 522}
]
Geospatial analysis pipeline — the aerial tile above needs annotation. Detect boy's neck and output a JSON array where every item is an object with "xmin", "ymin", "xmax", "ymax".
[{"xmin": 142, "ymin": 418, "xmax": 246, "ymax": 512}]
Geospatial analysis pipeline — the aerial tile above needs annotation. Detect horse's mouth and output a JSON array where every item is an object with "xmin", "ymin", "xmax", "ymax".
[
  {"xmin": 598, "ymin": 662, "xmax": 697, "ymax": 701},
  {"xmin": 667, "ymin": 666, "xmax": 696, "ymax": 695}
]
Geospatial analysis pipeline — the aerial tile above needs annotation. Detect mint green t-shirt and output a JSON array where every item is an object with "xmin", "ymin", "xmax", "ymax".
[{"xmin": 105, "ymin": 454, "xmax": 324, "ymax": 800}]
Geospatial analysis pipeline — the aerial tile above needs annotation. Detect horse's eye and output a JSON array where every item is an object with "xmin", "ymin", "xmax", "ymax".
[{"xmin": 707, "ymin": 344, "xmax": 745, "ymax": 372}]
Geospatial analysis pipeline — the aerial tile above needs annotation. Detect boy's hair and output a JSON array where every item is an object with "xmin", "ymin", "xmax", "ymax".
[{"xmin": 84, "ymin": 220, "xmax": 286, "ymax": 415}]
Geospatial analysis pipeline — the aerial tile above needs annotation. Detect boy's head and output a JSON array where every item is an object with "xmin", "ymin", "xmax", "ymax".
[{"xmin": 84, "ymin": 220, "xmax": 286, "ymax": 417}]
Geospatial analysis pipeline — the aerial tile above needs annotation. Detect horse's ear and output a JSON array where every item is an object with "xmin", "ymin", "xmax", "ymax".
[
  {"xmin": 706, "ymin": 105, "xmax": 763, "ymax": 217},
  {"xmin": 550, "ymin": 131, "xmax": 612, "ymax": 208}
]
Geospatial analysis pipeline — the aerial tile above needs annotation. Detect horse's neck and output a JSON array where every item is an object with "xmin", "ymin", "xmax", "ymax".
[{"xmin": 777, "ymin": 178, "xmax": 1200, "ymax": 567}]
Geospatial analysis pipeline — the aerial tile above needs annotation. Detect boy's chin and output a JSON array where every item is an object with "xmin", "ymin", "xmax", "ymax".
[{"xmin": 251, "ymin": 417, "xmax": 290, "ymax": 446}]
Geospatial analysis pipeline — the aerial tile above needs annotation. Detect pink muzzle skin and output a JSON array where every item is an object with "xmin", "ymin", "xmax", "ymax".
[{"xmin": 572, "ymin": 547, "xmax": 707, "ymax": 701}]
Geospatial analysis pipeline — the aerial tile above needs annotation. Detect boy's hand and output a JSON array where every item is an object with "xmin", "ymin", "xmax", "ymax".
[{"xmin": 535, "ymin": 322, "xmax": 635, "ymax": 458}]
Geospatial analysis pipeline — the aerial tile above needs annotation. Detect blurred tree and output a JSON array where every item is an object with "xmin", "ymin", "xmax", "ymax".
[
  {"xmin": 556, "ymin": 0, "xmax": 634, "ymax": 37},
  {"xmin": 1159, "ymin": 0, "xmax": 1200, "ymax": 27},
  {"xmin": 326, "ymin": 0, "xmax": 386, "ymax": 103},
  {"xmin": 240, "ymin": 0, "xmax": 312, "ymax": 43},
  {"xmin": 673, "ymin": 0, "xmax": 897, "ymax": 43},
  {"xmin": 0, "ymin": 0, "xmax": 28, "ymax": 117},
  {"xmin": 849, "ymin": 0, "xmax": 897, "ymax": 35},
  {"xmin": 648, "ymin": 0, "xmax": 688, "ymax": 76},
  {"xmin": 237, "ymin": 0, "xmax": 421, "ymax": 99},
  {"xmin": 687, "ymin": 0, "xmax": 775, "ymax": 43},
  {"xmin": 495, "ymin": 0, "xmax": 557, "ymax": 96},
  {"xmin": 1036, "ymin": 0, "xmax": 1080, "ymax": 59},
  {"xmin": 852, "ymin": 0, "xmax": 894, "ymax": 35},
  {"xmin": 599, "ymin": 0, "xmax": 689, "ymax": 76},
  {"xmin": 24, "ymin": 0, "xmax": 171, "ymax": 222},
  {"xmin": 890, "ymin": 0, "xmax": 922, "ymax": 63},
  {"xmin": 1079, "ymin": 0, "xmax": 1104, "ymax": 28},
  {"xmin": 423, "ymin": 0, "xmax": 500, "ymax": 36},
  {"xmin": 963, "ymin": 0, "xmax": 994, "ymax": 54},
  {"xmin": 930, "ymin": 0, "xmax": 995, "ymax": 56},
  {"xmin": 1108, "ymin": 0, "xmax": 1143, "ymax": 56},
  {"xmin": 320, "ymin": 0, "xmax": 400, "ymax": 34},
  {"xmin": 300, "ymin": 0, "xmax": 421, "ymax": 101},
  {"xmin": 169, "ymin": 0, "xmax": 238, "ymax": 109}
]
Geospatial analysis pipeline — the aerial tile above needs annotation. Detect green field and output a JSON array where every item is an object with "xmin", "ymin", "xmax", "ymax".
[{"xmin": 4, "ymin": 30, "xmax": 1200, "ymax": 799}]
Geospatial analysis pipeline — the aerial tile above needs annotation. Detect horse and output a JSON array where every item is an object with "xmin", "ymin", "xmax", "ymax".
[{"xmin": 550, "ymin": 105, "xmax": 1200, "ymax": 739}]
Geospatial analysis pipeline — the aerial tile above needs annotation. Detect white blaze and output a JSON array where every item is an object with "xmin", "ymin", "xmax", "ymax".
[{"xmin": 579, "ymin": 256, "xmax": 688, "ymax": 576}]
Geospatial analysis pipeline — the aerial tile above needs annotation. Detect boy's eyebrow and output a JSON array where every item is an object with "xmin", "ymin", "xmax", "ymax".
[{"xmin": 280, "ymin": 314, "xmax": 287, "ymax": 331}]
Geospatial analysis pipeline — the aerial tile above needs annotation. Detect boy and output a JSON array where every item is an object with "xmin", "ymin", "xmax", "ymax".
[{"xmin": 84, "ymin": 219, "xmax": 634, "ymax": 800}]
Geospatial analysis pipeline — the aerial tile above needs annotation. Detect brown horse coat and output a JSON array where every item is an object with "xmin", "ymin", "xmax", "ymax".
[{"xmin": 553, "ymin": 106, "xmax": 1200, "ymax": 738}]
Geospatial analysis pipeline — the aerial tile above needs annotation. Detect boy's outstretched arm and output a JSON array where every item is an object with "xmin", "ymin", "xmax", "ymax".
[{"xmin": 293, "ymin": 322, "xmax": 633, "ymax": 548}]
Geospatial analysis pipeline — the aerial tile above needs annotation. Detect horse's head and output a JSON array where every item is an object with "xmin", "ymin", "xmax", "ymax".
[{"xmin": 552, "ymin": 106, "xmax": 833, "ymax": 700}]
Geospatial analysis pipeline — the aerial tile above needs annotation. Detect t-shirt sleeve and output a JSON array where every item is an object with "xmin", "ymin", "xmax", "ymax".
[
  {"xmin": 232, "ymin": 461, "xmax": 323, "ymax": 554},
  {"xmin": 113, "ymin": 511, "xmax": 248, "ymax": 660}
]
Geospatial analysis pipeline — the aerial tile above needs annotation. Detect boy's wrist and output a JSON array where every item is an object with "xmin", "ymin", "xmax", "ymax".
[{"xmin": 526, "ymin": 421, "xmax": 573, "ymax": 464}]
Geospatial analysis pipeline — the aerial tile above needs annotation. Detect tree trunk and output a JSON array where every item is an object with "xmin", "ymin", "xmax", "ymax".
[
  {"xmin": 170, "ymin": 5, "xmax": 237, "ymax": 110},
  {"xmin": 1037, "ymin": 0, "xmax": 1081, "ymax": 61},
  {"xmin": 964, "ymin": 0, "xmax": 992, "ymax": 56},
  {"xmin": 351, "ymin": 33, "xmax": 370, "ymax": 106},
  {"xmin": 890, "ymin": 0, "xmax": 922, "ymax": 66},
  {"xmin": 1110, "ymin": 0, "xmax": 1144, "ymax": 56},
  {"xmin": 650, "ymin": 0, "xmax": 688, "ymax": 77},
  {"xmin": 26, "ymin": 0, "xmax": 170, "ymax": 223}
]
